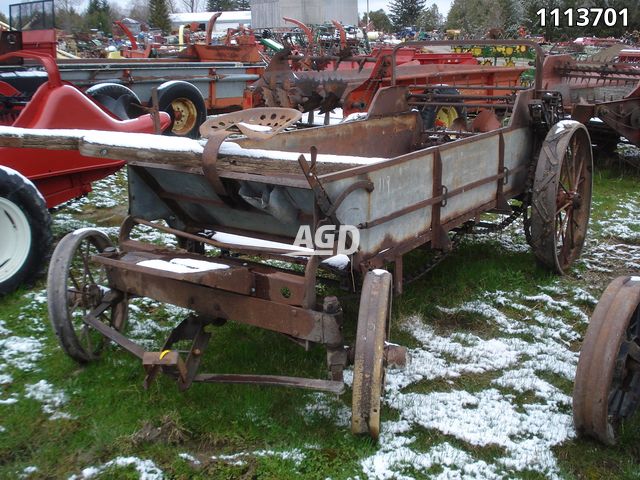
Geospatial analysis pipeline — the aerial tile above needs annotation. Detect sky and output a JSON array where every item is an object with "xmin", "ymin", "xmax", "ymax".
[{"xmin": 1, "ymin": 0, "xmax": 453, "ymax": 23}]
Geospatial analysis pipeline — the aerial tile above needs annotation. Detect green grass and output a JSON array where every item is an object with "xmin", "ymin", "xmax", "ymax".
[{"xmin": 1, "ymin": 163, "xmax": 640, "ymax": 478}]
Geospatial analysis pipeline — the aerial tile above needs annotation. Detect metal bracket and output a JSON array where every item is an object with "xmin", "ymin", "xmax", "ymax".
[
  {"xmin": 298, "ymin": 146, "xmax": 374, "ymax": 224},
  {"xmin": 502, "ymin": 167, "xmax": 510, "ymax": 185},
  {"xmin": 440, "ymin": 185, "xmax": 449, "ymax": 207}
]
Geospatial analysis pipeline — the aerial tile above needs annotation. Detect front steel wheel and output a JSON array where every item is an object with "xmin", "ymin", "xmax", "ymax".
[
  {"xmin": 530, "ymin": 121, "xmax": 593, "ymax": 274},
  {"xmin": 47, "ymin": 229, "xmax": 128, "ymax": 363}
]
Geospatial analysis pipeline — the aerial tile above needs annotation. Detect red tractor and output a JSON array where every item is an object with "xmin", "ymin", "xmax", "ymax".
[{"xmin": 0, "ymin": 50, "xmax": 171, "ymax": 294}]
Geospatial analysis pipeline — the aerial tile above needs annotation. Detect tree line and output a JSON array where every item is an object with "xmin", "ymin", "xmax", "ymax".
[
  {"xmin": 365, "ymin": 0, "xmax": 639, "ymax": 39},
  {"xmin": 52, "ymin": 0, "xmax": 250, "ymax": 35}
]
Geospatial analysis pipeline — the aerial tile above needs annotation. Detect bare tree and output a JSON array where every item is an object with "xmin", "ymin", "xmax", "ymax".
[
  {"xmin": 180, "ymin": 0, "xmax": 204, "ymax": 13},
  {"xmin": 127, "ymin": 0, "xmax": 150, "ymax": 21}
]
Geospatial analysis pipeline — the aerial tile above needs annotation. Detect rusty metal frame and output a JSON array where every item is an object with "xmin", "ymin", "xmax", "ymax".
[{"xmin": 390, "ymin": 40, "xmax": 545, "ymax": 96}]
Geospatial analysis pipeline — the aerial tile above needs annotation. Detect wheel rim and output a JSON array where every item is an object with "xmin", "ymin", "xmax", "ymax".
[
  {"xmin": 0, "ymin": 197, "xmax": 31, "ymax": 283},
  {"xmin": 56, "ymin": 232, "xmax": 127, "ymax": 361},
  {"xmin": 573, "ymin": 277, "xmax": 640, "ymax": 444},
  {"xmin": 434, "ymin": 106, "xmax": 459, "ymax": 129},
  {"xmin": 352, "ymin": 270, "xmax": 392, "ymax": 440},
  {"xmin": 170, "ymin": 97, "xmax": 198, "ymax": 135},
  {"xmin": 554, "ymin": 130, "xmax": 591, "ymax": 271}
]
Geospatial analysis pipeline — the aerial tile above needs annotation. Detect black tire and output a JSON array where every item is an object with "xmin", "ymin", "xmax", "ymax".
[
  {"xmin": 157, "ymin": 81, "xmax": 207, "ymax": 138},
  {"xmin": 0, "ymin": 167, "xmax": 52, "ymax": 295},
  {"xmin": 85, "ymin": 83, "xmax": 143, "ymax": 120},
  {"xmin": 420, "ymin": 87, "xmax": 466, "ymax": 130}
]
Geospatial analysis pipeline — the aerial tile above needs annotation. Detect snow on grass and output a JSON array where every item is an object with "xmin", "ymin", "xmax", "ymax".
[
  {"xmin": 59, "ymin": 169, "xmax": 128, "ymax": 213},
  {"xmin": 19, "ymin": 466, "xmax": 38, "ymax": 478},
  {"xmin": 359, "ymin": 282, "xmax": 585, "ymax": 479},
  {"xmin": 207, "ymin": 448, "xmax": 307, "ymax": 467},
  {"xmin": 0, "ymin": 289, "xmax": 48, "ymax": 390},
  {"xmin": 68, "ymin": 456, "xmax": 164, "ymax": 480},
  {"xmin": 580, "ymin": 240, "xmax": 640, "ymax": 274},
  {"xmin": 178, "ymin": 453, "xmax": 201, "ymax": 465},
  {"xmin": 591, "ymin": 194, "xmax": 640, "ymax": 242},
  {"xmin": 302, "ymin": 392, "xmax": 351, "ymax": 427},
  {"xmin": 0, "ymin": 290, "xmax": 75, "ymax": 422},
  {"xmin": 0, "ymin": 336, "xmax": 44, "ymax": 375},
  {"xmin": 24, "ymin": 380, "xmax": 74, "ymax": 420},
  {"xmin": 125, "ymin": 298, "xmax": 188, "ymax": 348}
]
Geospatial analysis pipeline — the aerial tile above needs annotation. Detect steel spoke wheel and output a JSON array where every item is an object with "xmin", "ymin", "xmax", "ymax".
[
  {"xmin": 352, "ymin": 269, "xmax": 392, "ymax": 440},
  {"xmin": 530, "ymin": 121, "xmax": 593, "ymax": 274},
  {"xmin": 47, "ymin": 229, "xmax": 127, "ymax": 363},
  {"xmin": 574, "ymin": 276, "xmax": 640, "ymax": 444}
]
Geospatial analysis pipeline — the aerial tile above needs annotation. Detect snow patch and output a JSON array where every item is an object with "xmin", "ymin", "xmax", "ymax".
[
  {"xmin": 137, "ymin": 258, "xmax": 230, "ymax": 274},
  {"xmin": 24, "ymin": 380, "xmax": 74, "ymax": 420},
  {"xmin": 68, "ymin": 456, "xmax": 164, "ymax": 480}
]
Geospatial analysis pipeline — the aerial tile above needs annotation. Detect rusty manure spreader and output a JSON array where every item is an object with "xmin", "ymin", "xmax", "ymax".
[{"xmin": 0, "ymin": 41, "xmax": 599, "ymax": 439}]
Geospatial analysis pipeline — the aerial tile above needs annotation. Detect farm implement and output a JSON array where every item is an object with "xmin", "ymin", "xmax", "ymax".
[
  {"xmin": 0, "ymin": 49, "xmax": 170, "ymax": 294},
  {"xmin": 542, "ymin": 54, "xmax": 640, "ymax": 149},
  {"xmin": 0, "ymin": 40, "xmax": 601, "ymax": 438}
]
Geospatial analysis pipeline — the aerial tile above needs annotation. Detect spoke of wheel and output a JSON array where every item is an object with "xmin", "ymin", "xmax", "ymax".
[
  {"xmin": 69, "ymin": 272, "xmax": 81, "ymax": 292},
  {"xmin": 557, "ymin": 201, "xmax": 572, "ymax": 213},
  {"xmin": 559, "ymin": 181, "xmax": 570, "ymax": 195},
  {"xmin": 84, "ymin": 242, "xmax": 97, "ymax": 285},
  {"xmin": 559, "ymin": 213, "xmax": 573, "ymax": 259},
  {"xmin": 83, "ymin": 324, "xmax": 93, "ymax": 353},
  {"xmin": 627, "ymin": 341, "xmax": 640, "ymax": 364},
  {"xmin": 565, "ymin": 149, "xmax": 573, "ymax": 192},
  {"xmin": 609, "ymin": 389, "xmax": 625, "ymax": 415},
  {"xmin": 574, "ymin": 150, "xmax": 584, "ymax": 190},
  {"xmin": 556, "ymin": 210, "xmax": 566, "ymax": 246}
]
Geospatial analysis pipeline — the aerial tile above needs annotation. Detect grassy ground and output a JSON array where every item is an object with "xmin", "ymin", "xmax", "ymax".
[{"xmin": 0, "ymin": 159, "xmax": 639, "ymax": 479}]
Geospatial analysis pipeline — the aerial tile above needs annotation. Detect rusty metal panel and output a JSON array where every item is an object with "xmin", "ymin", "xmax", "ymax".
[
  {"xmin": 326, "ymin": 152, "xmax": 434, "ymax": 258},
  {"xmin": 440, "ymin": 133, "xmax": 500, "ymax": 223},
  {"xmin": 503, "ymin": 128, "xmax": 532, "ymax": 193}
]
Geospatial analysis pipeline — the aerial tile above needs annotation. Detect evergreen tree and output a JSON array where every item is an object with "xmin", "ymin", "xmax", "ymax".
[
  {"xmin": 236, "ymin": 0, "xmax": 250, "ymax": 9},
  {"xmin": 149, "ymin": 0, "xmax": 171, "ymax": 33},
  {"xmin": 86, "ymin": 0, "xmax": 112, "ymax": 33},
  {"xmin": 362, "ymin": 9, "xmax": 394, "ymax": 32},
  {"xmin": 389, "ymin": 0, "xmax": 427, "ymax": 30},
  {"xmin": 206, "ymin": 0, "xmax": 236, "ymax": 10},
  {"xmin": 418, "ymin": 3, "xmax": 443, "ymax": 31}
]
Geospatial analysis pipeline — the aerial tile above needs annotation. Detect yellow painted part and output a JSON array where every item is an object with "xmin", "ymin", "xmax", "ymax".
[
  {"xmin": 159, "ymin": 350, "xmax": 171, "ymax": 360},
  {"xmin": 435, "ymin": 106, "xmax": 459, "ymax": 129},
  {"xmin": 107, "ymin": 51, "xmax": 123, "ymax": 59},
  {"xmin": 505, "ymin": 46, "xmax": 514, "ymax": 56},
  {"xmin": 472, "ymin": 47, "xmax": 482, "ymax": 56}
]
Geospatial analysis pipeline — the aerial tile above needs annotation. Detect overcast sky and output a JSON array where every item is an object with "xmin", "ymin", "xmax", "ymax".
[{"xmin": 1, "ymin": 0, "xmax": 453, "ymax": 23}]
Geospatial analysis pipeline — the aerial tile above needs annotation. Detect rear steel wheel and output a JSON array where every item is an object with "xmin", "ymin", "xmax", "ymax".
[
  {"xmin": 530, "ymin": 121, "xmax": 593, "ymax": 274},
  {"xmin": 351, "ymin": 269, "xmax": 392, "ymax": 440},
  {"xmin": 574, "ymin": 276, "xmax": 640, "ymax": 444},
  {"xmin": 47, "ymin": 229, "xmax": 128, "ymax": 363}
]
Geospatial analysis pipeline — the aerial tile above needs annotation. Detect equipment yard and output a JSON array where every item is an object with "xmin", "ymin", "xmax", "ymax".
[
  {"xmin": 0, "ymin": 148, "xmax": 639, "ymax": 478},
  {"xmin": 1, "ymin": 0, "xmax": 640, "ymax": 477}
]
